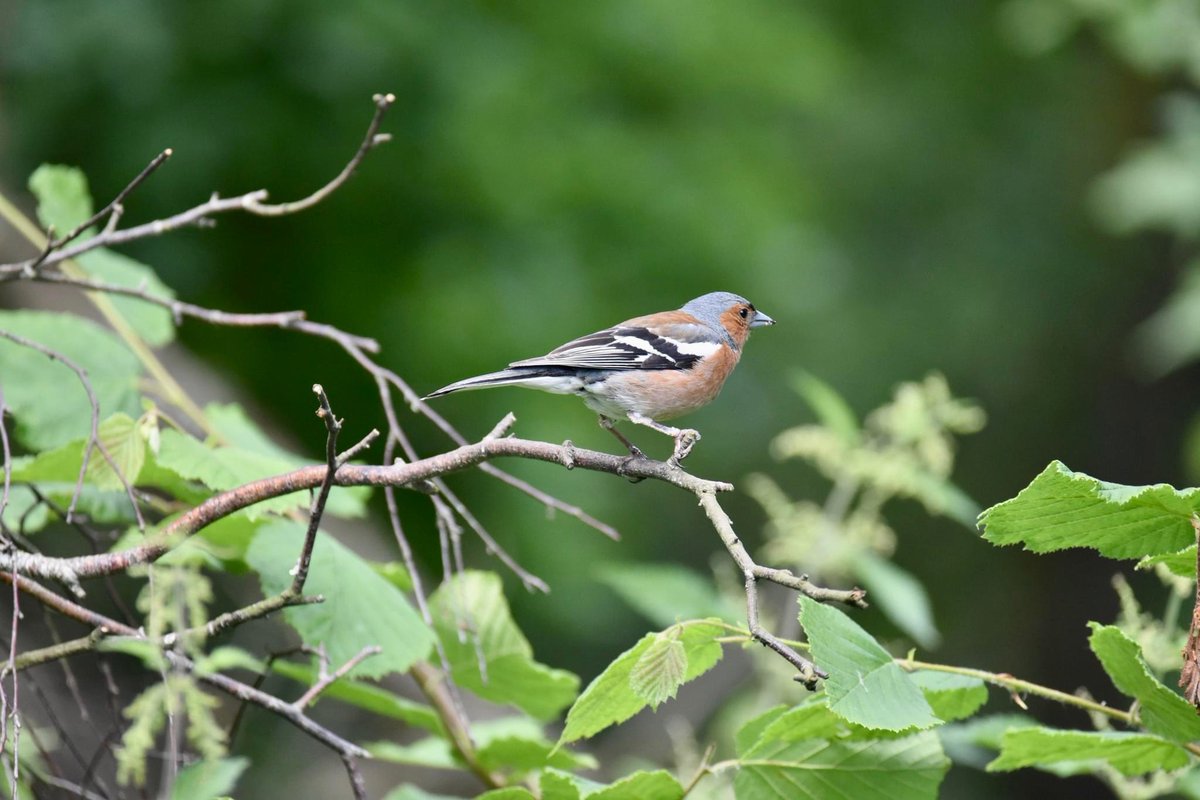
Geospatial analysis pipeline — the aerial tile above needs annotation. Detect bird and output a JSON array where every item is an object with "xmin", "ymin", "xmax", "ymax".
[{"xmin": 424, "ymin": 292, "xmax": 775, "ymax": 465}]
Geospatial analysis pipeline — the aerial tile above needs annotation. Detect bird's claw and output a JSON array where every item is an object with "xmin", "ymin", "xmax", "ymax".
[
  {"xmin": 617, "ymin": 450, "xmax": 647, "ymax": 483},
  {"xmin": 670, "ymin": 429, "xmax": 701, "ymax": 465}
]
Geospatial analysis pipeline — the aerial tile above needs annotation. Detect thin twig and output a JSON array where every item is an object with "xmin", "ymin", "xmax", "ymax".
[
  {"xmin": 293, "ymin": 646, "xmax": 381, "ymax": 709},
  {"xmin": 0, "ymin": 572, "xmax": 370, "ymax": 760},
  {"xmin": 290, "ymin": 385, "xmax": 341, "ymax": 596},
  {"xmin": 0, "ymin": 95, "xmax": 397, "ymax": 276},
  {"xmin": 0, "ymin": 330, "xmax": 143, "ymax": 535},
  {"xmin": 25, "ymin": 148, "xmax": 173, "ymax": 274}
]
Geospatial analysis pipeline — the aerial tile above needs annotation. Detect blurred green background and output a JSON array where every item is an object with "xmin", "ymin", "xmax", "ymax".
[{"xmin": 2, "ymin": 1, "xmax": 1198, "ymax": 797}]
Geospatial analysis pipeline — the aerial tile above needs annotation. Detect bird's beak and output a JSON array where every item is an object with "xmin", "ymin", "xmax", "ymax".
[{"xmin": 750, "ymin": 310, "xmax": 775, "ymax": 328}]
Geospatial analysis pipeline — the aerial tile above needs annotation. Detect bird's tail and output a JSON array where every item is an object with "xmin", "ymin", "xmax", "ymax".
[{"xmin": 424, "ymin": 368, "xmax": 567, "ymax": 399}]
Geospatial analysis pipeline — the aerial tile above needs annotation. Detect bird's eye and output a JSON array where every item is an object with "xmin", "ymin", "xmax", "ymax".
[{"xmin": 738, "ymin": 307, "xmax": 749, "ymax": 319}]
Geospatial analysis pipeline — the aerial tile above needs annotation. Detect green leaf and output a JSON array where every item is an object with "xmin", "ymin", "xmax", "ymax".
[
  {"xmin": 157, "ymin": 427, "xmax": 369, "ymax": 520},
  {"xmin": 371, "ymin": 560, "xmax": 414, "ymax": 592},
  {"xmin": 246, "ymin": 519, "xmax": 435, "ymax": 678},
  {"xmin": 192, "ymin": 512, "xmax": 262, "ymax": 570},
  {"xmin": 430, "ymin": 571, "xmax": 578, "ymax": 720},
  {"xmin": 596, "ymin": 563, "xmax": 733, "ymax": 626},
  {"xmin": 735, "ymin": 705, "xmax": 789, "ymax": 757},
  {"xmin": 380, "ymin": 783, "xmax": 467, "ymax": 800},
  {"xmin": 0, "ymin": 486, "xmax": 49, "ymax": 535},
  {"xmin": 979, "ymin": 461, "xmax": 1200, "ymax": 559},
  {"xmin": 746, "ymin": 701, "xmax": 849, "ymax": 748},
  {"xmin": 369, "ymin": 738, "xmax": 457, "ymax": 769},
  {"xmin": 97, "ymin": 637, "xmax": 165, "ymax": 670},
  {"xmin": 169, "ymin": 757, "xmax": 248, "ymax": 800},
  {"xmin": 79, "ymin": 248, "xmax": 176, "ymax": 347},
  {"xmin": 0, "ymin": 310, "xmax": 141, "ymax": 449},
  {"xmin": 799, "ymin": 597, "xmax": 938, "ymax": 731},
  {"xmin": 541, "ymin": 768, "xmax": 683, "ymax": 800},
  {"xmin": 735, "ymin": 729, "xmax": 949, "ymax": 800},
  {"xmin": 791, "ymin": 370, "xmax": 860, "ymax": 444},
  {"xmin": 474, "ymin": 717, "xmax": 596, "ymax": 774},
  {"xmin": 558, "ymin": 619, "xmax": 723, "ymax": 746},
  {"xmin": 937, "ymin": 714, "xmax": 1036, "ymax": 769},
  {"xmin": 194, "ymin": 646, "xmax": 263, "ymax": 676},
  {"xmin": 271, "ymin": 660, "xmax": 443, "ymax": 734},
  {"xmin": 909, "ymin": 671, "xmax": 987, "ymax": 723},
  {"xmin": 478, "ymin": 790, "xmax": 538, "ymax": 800},
  {"xmin": 1088, "ymin": 623, "xmax": 1200, "ymax": 743},
  {"xmin": 629, "ymin": 629, "xmax": 687, "ymax": 710},
  {"xmin": 371, "ymin": 717, "xmax": 594, "ymax": 776},
  {"xmin": 88, "ymin": 413, "xmax": 146, "ymax": 490},
  {"xmin": 987, "ymin": 728, "xmax": 1190, "ymax": 776},
  {"xmin": 29, "ymin": 164, "xmax": 94, "ymax": 234},
  {"xmin": 852, "ymin": 552, "xmax": 940, "ymax": 649},
  {"xmin": 1138, "ymin": 545, "xmax": 1196, "ymax": 578}
]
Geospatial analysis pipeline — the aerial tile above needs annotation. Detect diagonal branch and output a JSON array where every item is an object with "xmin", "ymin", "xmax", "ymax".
[{"xmin": 2, "ymin": 429, "xmax": 864, "ymax": 681}]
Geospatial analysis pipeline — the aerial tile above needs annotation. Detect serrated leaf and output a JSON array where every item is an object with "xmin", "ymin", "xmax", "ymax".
[
  {"xmin": 558, "ymin": 620, "xmax": 723, "ymax": 746},
  {"xmin": 1138, "ymin": 545, "xmax": 1196, "ymax": 578},
  {"xmin": 157, "ymin": 428, "xmax": 369, "ymax": 520},
  {"xmin": 735, "ymin": 729, "xmax": 949, "ymax": 800},
  {"xmin": 541, "ymin": 768, "xmax": 683, "ymax": 800},
  {"xmin": 0, "ymin": 310, "xmax": 141, "ymax": 449},
  {"xmin": 79, "ymin": 248, "xmax": 176, "ymax": 347},
  {"xmin": 791, "ymin": 370, "xmax": 860, "ymax": 444},
  {"xmin": 979, "ymin": 461, "xmax": 1200, "ymax": 559},
  {"xmin": 430, "ymin": 571, "xmax": 578, "ymax": 720},
  {"xmin": 853, "ymin": 552, "xmax": 940, "ymax": 649},
  {"xmin": 987, "ymin": 728, "xmax": 1189, "ymax": 776},
  {"xmin": 596, "ymin": 563, "xmax": 733, "ymax": 626},
  {"xmin": 88, "ymin": 413, "xmax": 145, "ymax": 490},
  {"xmin": 29, "ymin": 164, "xmax": 94, "ymax": 234},
  {"xmin": 271, "ymin": 659, "xmax": 443, "ymax": 733},
  {"xmin": 937, "ymin": 714, "xmax": 1037, "ymax": 769},
  {"xmin": 247, "ymin": 519, "xmax": 435, "ymax": 678},
  {"xmin": 909, "ymin": 671, "xmax": 987, "ymax": 722},
  {"xmin": 750, "ymin": 701, "xmax": 848, "ymax": 748},
  {"xmin": 1088, "ymin": 623, "xmax": 1200, "ymax": 743},
  {"xmin": 169, "ymin": 756, "xmax": 248, "ymax": 800},
  {"xmin": 629, "ymin": 631, "xmax": 687, "ymax": 709},
  {"xmin": 799, "ymin": 596, "xmax": 938, "ymax": 731}
]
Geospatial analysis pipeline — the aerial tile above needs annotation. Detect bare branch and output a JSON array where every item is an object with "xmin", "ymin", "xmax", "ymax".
[
  {"xmin": 292, "ymin": 645, "xmax": 381, "ymax": 709},
  {"xmin": 0, "ymin": 572, "xmax": 370, "ymax": 761},
  {"xmin": 290, "ymin": 384, "xmax": 342, "ymax": 596},
  {"xmin": 0, "ymin": 387, "xmax": 11, "ymax": 523},
  {"xmin": 25, "ymin": 148, "xmax": 173, "ymax": 274},
  {"xmin": 0, "ymin": 95, "xmax": 397, "ymax": 276}
]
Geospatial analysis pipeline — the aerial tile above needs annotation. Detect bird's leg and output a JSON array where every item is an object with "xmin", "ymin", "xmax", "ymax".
[
  {"xmin": 598, "ymin": 415, "xmax": 644, "ymax": 458},
  {"xmin": 598, "ymin": 415, "xmax": 647, "ymax": 482},
  {"xmin": 626, "ymin": 412, "xmax": 701, "ymax": 465}
]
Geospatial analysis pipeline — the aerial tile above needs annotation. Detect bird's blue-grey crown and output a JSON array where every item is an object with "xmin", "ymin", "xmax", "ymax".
[{"xmin": 680, "ymin": 292, "xmax": 774, "ymax": 329}]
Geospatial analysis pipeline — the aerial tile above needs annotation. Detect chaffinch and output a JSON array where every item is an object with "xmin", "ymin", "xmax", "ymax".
[{"xmin": 425, "ymin": 291, "xmax": 775, "ymax": 464}]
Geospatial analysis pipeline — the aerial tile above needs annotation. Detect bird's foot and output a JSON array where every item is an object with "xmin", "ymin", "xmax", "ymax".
[
  {"xmin": 617, "ymin": 447, "xmax": 648, "ymax": 483},
  {"xmin": 668, "ymin": 429, "xmax": 701, "ymax": 466}
]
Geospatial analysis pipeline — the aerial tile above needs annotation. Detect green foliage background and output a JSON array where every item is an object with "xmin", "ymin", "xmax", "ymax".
[{"xmin": 1, "ymin": 2, "xmax": 1195, "ymax": 798}]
